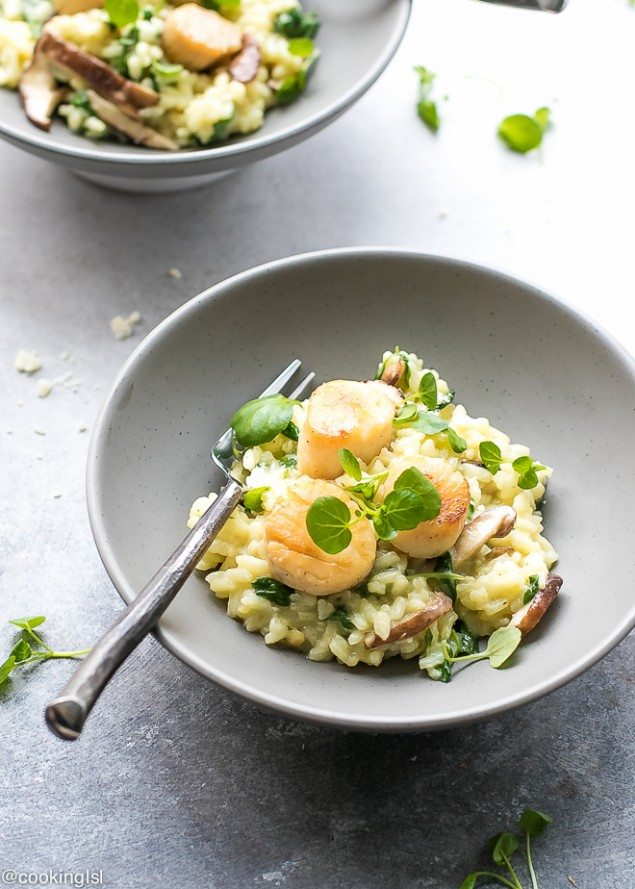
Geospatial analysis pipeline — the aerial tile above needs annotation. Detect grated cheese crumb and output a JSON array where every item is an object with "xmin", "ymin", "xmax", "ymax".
[
  {"xmin": 34, "ymin": 427, "xmax": 46, "ymax": 436},
  {"xmin": 79, "ymin": 423, "xmax": 88, "ymax": 433},
  {"xmin": 167, "ymin": 267, "xmax": 182, "ymax": 279},
  {"xmin": 110, "ymin": 312, "xmax": 142, "ymax": 340},
  {"xmin": 37, "ymin": 379, "xmax": 53, "ymax": 399},
  {"xmin": 14, "ymin": 350, "xmax": 42, "ymax": 374}
]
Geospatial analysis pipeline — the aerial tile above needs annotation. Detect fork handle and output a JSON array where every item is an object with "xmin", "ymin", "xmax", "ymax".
[{"xmin": 45, "ymin": 480, "xmax": 242, "ymax": 741}]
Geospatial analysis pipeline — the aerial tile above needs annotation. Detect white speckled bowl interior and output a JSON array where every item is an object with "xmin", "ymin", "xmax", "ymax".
[
  {"xmin": 87, "ymin": 249, "xmax": 635, "ymax": 731},
  {"xmin": 0, "ymin": 0, "xmax": 410, "ymax": 189}
]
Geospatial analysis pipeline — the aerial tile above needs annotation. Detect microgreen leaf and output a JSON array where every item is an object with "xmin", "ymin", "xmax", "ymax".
[
  {"xmin": 306, "ymin": 496, "xmax": 352, "ymax": 554},
  {"xmin": 10, "ymin": 640, "xmax": 31, "ymax": 663},
  {"xmin": 372, "ymin": 511, "xmax": 397, "ymax": 541},
  {"xmin": 446, "ymin": 427, "xmax": 467, "ymax": 454},
  {"xmin": 458, "ymin": 875, "xmax": 480, "ymax": 889},
  {"xmin": 328, "ymin": 608, "xmax": 355, "ymax": 631},
  {"xmin": 288, "ymin": 37, "xmax": 314, "ymax": 58},
  {"xmin": 414, "ymin": 65, "xmax": 435, "ymax": 87},
  {"xmin": 283, "ymin": 421, "xmax": 299, "ymax": 441},
  {"xmin": 418, "ymin": 99, "xmax": 439, "ymax": 133},
  {"xmin": 523, "ymin": 575, "xmax": 540, "ymax": 605},
  {"xmin": 492, "ymin": 832, "xmax": 520, "ymax": 865},
  {"xmin": 340, "ymin": 448, "xmax": 362, "ymax": 481},
  {"xmin": 418, "ymin": 371, "xmax": 438, "ymax": 410},
  {"xmin": 393, "ymin": 467, "xmax": 442, "ymax": 521},
  {"xmin": 434, "ymin": 551, "xmax": 458, "ymax": 603},
  {"xmin": 410, "ymin": 411, "xmax": 450, "ymax": 435},
  {"xmin": 479, "ymin": 441, "xmax": 503, "ymax": 474},
  {"xmin": 485, "ymin": 625, "xmax": 522, "ymax": 668},
  {"xmin": 513, "ymin": 456, "xmax": 540, "ymax": 490},
  {"xmin": 498, "ymin": 108, "xmax": 551, "ymax": 154},
  {"xmin": 104, "ymin": 0, "xmax": 139, "ymax": 29},
  {"xmin": 243, "ymin": 486, "xmax": 269, "ymax": 513},
  {"xmin": 230, "ymin": 394, "xmax": 294, "ymax": 447},
  {"xmin": 519, "ymin": 809, "xmax": 553, "ymax": 837},
  {"xmin": 0, "ymin": 656, "xmax": 16, "ymax": 686},
  {"xmin": 9, "ymin": 616, "xmax": 45, "ymax": 631},
  {"xmin": 394, "ymin": 402, "xmax": 419, "ymax": 426},
  {"xmin": 274, "ymin": 8, "xmax": 320, "ymax": 38},
  {"xmin": 382, "ymin": 489, "xmax": 428, "ymax": 531},
  {"xmin": 252, "ymin": 577, "xmax": 293, "ymax": 606}
]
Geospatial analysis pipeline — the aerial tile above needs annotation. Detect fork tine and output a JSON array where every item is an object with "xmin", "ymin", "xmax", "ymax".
[
  {"xmin": 288, "ymin": 371, "xmax": 316, "ymax": 401},
  {"xmin": 258, "ymin": 359, "xmax": 301, "ymax": 398}
]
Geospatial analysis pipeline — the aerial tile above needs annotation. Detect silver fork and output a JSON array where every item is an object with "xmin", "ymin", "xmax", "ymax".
[{"xmin": 45, "ymin": 360, "xmax": 316, "ymax": 741}]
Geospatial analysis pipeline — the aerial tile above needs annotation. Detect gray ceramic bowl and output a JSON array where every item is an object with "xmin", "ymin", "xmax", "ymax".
[
  {"xmin": 87, "ymin": 249, "xmax": 635, "ymax": 731},
  {"xmin": 0, "ymin": 0, "xmax": 410, "ymax": 192}
]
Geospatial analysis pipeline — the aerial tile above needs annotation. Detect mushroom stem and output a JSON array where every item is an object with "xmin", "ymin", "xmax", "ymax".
[
  {"xmin": 19, "ymin": 54, "xmax": 65, "ymax": 131},
  {"xmin": 451, "ymin": 505, "xmax": 517, "ymax": 567},
  {"xmin": 510, "ymin": 573, "xmax": 562, "ymax": 634},
  {"xmin": 86, "ymin": 90, "xmax": 178, "ymax": 150},
  {"xmin": 363, "ymin": 592, "xmax": 452, "ymax": 649}
]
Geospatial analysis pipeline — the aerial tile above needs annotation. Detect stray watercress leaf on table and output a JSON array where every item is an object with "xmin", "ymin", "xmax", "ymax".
[
  {"xmin": 0, "ymin": 616, "xmax": 90, "ymax": 690},
  {"xmin": 230, "ymin": 394, "xmax": 295, "ymax": 447},
  {"xmin": 340, "ymin": 448, "xmax": 362, "ymax": 481},
  {"xmin": 523, "ymin": 575, "xmax": 540, "ymax": 605},
  {"xmin": 10, "ymin": 639, "xmax": 31, "ymax": 663},
  {"xmin": 10, "ymin": 615, "xmax": 46, "ymax": 630},
  {"xmin": 104, "ymin": 0, "xmax": 139, "ymax": 29},
  {"xmin": 418, "ymin": 371, "xmax": 438, "ymax": 410},
  {"xmin": 414, "ymin": 66, "xmax": 440, "ymax": 133},
  {"xmin": 519, "ymin": 809, "xmax": 552, "ymax": 837},
  {"xmin": 498, "ymin": 107, "xmax": 551, "ymax": 154},
  {"xmin": 243, "ymin": 486, "xmax": 269, "ymax": 513},
  {"xmin": 274, "ymin": 8, "xmax": 320, "ymax": 39},
  {"xmin": 480, "ymin": 441, "xmax": 503, "ymax": 474},
  {"xmin": 252, "ymin": 577, "xmax": 293, "ymax": 606},
  {"xmin": 306, "ymin": 496, "xmax": 352, "ymax": 554},
  {"xmin": 492, "ymin": 832, "xmax": 520, "ymax": 865},
  {"xmin": 0, "ymin": 656, "xmax": 16, "ymax": 686}
]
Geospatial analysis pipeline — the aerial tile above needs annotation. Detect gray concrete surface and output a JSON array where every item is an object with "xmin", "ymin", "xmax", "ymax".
[{"xmin": 0, "ymin": 1, "xmax": 633, "ymax": 887}]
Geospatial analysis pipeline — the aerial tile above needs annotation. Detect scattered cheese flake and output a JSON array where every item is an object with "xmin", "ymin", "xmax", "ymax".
[
  {"xmin": 110, "ymin": 312, "xmax": 142, "ymax": 341},
  {"xmin": 167, "ymin": 267, "xmax": 182, "ymax": 279},
  {"xmin": 14, "ymin": 350, "xmax": 42, "ymax": 374},
  {"xmin": 52, "ymin": 492, "xmax": 62, "ymax": 499},
  {"xmin": 34, "ymin": 427, "xmax": 46, "ymax": 436},
  {"xmin": 79, "ymin": 424, "xmax": 88, "ymax": 433},
  {"xmin": 38, "ymin": 379, "xmax": 53, "ymax": 399}
]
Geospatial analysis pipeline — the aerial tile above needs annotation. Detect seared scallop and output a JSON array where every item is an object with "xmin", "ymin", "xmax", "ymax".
[
  {"xmin": 382, "ymin": 455, "xmax": 470, "ymax": 559},
  {"xmin": 264, "ymin": 479, "xmax": 376, "ymax": 596},
  {"xmin": 297, "ymin": 379, "xmax": 400, "ymax": 480}
]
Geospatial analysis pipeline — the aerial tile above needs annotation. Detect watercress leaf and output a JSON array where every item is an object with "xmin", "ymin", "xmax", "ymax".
[
  {"xmin": 485, "ymin": 625, "xmax": 522, "ymax": 668},
  {"xmin": 458, "ymin": 874, "xmax": 481, "ymax": 889},
  {"xmin": 306, "ymin": 496, "xmax": 352, "ymax": 554},
  {"xmin": 446, "ymin": 427, "xmax": 467, "ymax": 454},
  {"xmin": 491, "ymin": 832, "xmax": 520, "ymax": 864},
  {"xmin": 414, "ymin": 65, "xmax": 435, "ymax": 88},
  {"xmin": 243, "ymin": 486, "xmax": 269, "ymax": 513},
  {"xmin": 283, "ymin": 421, "xmax": 299, "ymax": 441},
  {"xmin": 479, "ymin": 441, "xmax": 502, "ymax": 474},
  {"xmin": 0, "ymin": 656, "xmax": 16, "ymax": 686},
  {"xmin": 340, "ymin": 448, "xmax": 362, "ymax": 481},
  {"xmin": 394, "ymin": 467, "xmax": 442, "ymax": 521},
  {"xmin": 382, "ymin": 489, "xmax": 429, "ymax": 531},
  {"xmin": 534, "ymin": 106, "xmax": 551, "ymax": 133},
  {"xmin": 104, "ymin": 0, "xmax": 139, "ymax": 29},
  {"xmin": 434, "ymin": 551, "xmax": 458, "ymax": 602},
  {"xmin": 519, "ymin": 808, "xmax": 553, "ymax": 837},
  {"xmin": 454, "ymin": 620, "xmax": 479, "ymax": 655},
  {"xmin": 9, "ymin": 615, "xmax": 45, "ymax": 630},
  {"xmin": 418, "ymin": 99, "xmax": 439, "ymax": 133},
  {"xmin": 252, "ymin": 577, "xmax": 293, "ymax": 607},
  {"xmin": 523, "ymin": 575, "xmax": 540, "ymax": 605},
  {"xmin": 328, "ymin": 608, "xmax": 355, "ymax": 631},
  {"xmin": 410, "ymin": 411, "xmax": 449, "ymax": 435},
  {"xmin": 230, "ymin": 394, "xmax": 294, "ymax": 447},
  {"xmin": 275, "ymin": 69, "xmax": 306, "ymax": 104},
  {"xmin": 394, "ymin": 402, "xmax": 419, "ymax": 426},
  {"xmin": 512, "ymin": 456, "xmax": 532, "ymax": 473},
  {"xmin": 373, "ymin": 511, "xmax": 397, "ymax": 541},
  {"xmin": 274, "ymin": 8, "xmax": 319, "ymax": 38},
  {"xmin": 10, "ymin": 640, "xmax": 31, "ymax": 663},
  {"xmin": 288, "ymin": 37, "xmax": 314, "ymax": 58},
  {"xmin": 418, "ymin": 371, "xmax": 438, "ymax": 410},
  {"xmin": 513, "ymin": 456, "xmax": 539, "ymax": 490},
  {"xmin": 436, "ymin": 388, "xmax": 455, "ymax": 409},
  {"xmin": 498, "ymin": 113, "xmax": 543, "ymax": 154}
]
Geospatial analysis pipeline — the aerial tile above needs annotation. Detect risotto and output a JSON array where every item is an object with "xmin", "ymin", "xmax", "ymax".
[
  {"xmin": 188, "ymin": 349, "xmax": 561, "ymax": 681},
  {"xmin": 0, "ymin": 0, "xmax": 319, "ymax": 148}
]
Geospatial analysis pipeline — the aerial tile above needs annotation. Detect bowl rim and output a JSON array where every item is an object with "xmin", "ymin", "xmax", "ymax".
[
  {"xmin": 87, "ymin": 247, "xmax": 635, "ymax": 731},
  {"xmin": 0, "ymin": 0, "xmax": 411, "ymax": 168}
]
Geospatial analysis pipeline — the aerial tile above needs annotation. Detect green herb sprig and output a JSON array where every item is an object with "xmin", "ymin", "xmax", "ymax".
[
  {"xmin": 498, "ymin": 107, "xmax": 551, "ymax": 154},
  {"xmin": 274, "ymin": 8, "xmax": 320, "ymax": 39},
  {"xmin": 415, "ymin": 66, "xmax": 440, "ymax": 133},
  {"xmin": 252, "ymin": 577, "xmax": 293, "ymax": 607},
  {"xmin": 460, "ymin": 808, "xmax": 553, "ymax": 889},
  {"xmin": 306, "ymin": 451, "xmax": 442, "ymax": 554},
  {"xmin": 230, "ymin": 394, "xmax": 296, "ymax": 447},
  {"xmin": 0, "ymin": 616, "xmax": 90, "ymax": 688},
  {"xmin": 104, "ymin": 0, "xmax": 139, "ymax": 29},
  {"xmin": 445, "ymin": 625, "xmax": 521, "ymax": 670},
  {"xmin": 479, "ymin": 442, "xmax": 545, "ymax": 490}
]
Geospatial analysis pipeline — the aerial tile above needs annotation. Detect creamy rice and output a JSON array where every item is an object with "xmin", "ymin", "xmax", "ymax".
[{"xmin": 189, "ymin": 351, "xmax": 557, "ymax": 680}]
